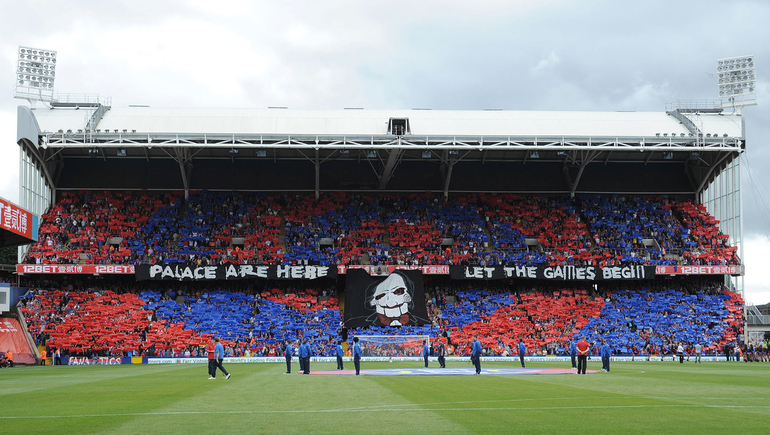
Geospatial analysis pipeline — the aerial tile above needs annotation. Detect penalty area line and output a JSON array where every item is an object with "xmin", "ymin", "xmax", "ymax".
[{"xmin": 2, "ymin": 404, "xmax": 769, "ymax": 419}]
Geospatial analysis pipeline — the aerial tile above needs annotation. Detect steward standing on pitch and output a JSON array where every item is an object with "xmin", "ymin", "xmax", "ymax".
[
  {"xmin": 518, "ymin": 339, "xmax": 527, "ymax": 368},
  {"xmin": 576, "ymin": 338, "xmax": 590, "ymax": 374},
  {"xmin": 423, "ymin": 340, "xmax": 430, "ymax": 368},
  {"xmin": 353, "ymin": 337, "xmax": 362, "ymax": 375},
  {"xmin": 302, "ymin": 340, "xmax": 311, "ymax": 374},
  {"xmin": 284, "ymin": 340, "xmax": 294, "ymax": 374},
  {"xmin": 471, "ymin": 335, "xmax": 482, "ymax": 374},
  {"xmin": 437, "ymin": 340, "xmax": 446, "ymax": 368},
  {"xmin": 336, "ymin": 340, "xmax": 344, "ymax": 370},
  {"xmin": 570, "ymin": 339, "xmax": 578, "ymax": 369},
  {"xmin": 298, "ymin": 338, "xmax": 307, "ymax": 374},
  {"xmin": 213, "ymin": 338, "xmax": 231, "ymax": 380},
  {"xmin": 600, "ymin": 340, "xmax": 611, "ymax": 372}
]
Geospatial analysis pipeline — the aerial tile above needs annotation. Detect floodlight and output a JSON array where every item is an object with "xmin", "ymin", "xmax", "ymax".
[
  {"xmin": 365, "ymin": 150, "xmax": 377, "ymax": 158},
  {"xmin": 255, "ymin": 150, "xmax": 267, "ymax": 157},
  {"xmin": 14, "ymin": 46, "xmax": 57, "ymax": 102},
  {"xmin": 529, "ymin": 151, "xmax": 540, "ymax": 159},
  {"xmin": 717, "ymin": 55, "xmax": 756, "ymax": 102},
  {"xmin": 229, "ymin": 148, "xmax": 239, "ymax": 155},
  {"xmin": 663, "ymin": 152, "xmax": 674, "ymax": 160},
  {"xmin": 421, "ymin": 150, "xmax": 432, "ymax": 159},
  {"xmin": 117, "ymin": 148, "xmax": 127, "ymax": 157}
]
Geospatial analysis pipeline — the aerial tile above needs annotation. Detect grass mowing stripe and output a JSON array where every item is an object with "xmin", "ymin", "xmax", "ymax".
[
  {"xmin": 3, "ymin": 403, "xmax": 769, "ymax": 419},
  {"xmin": 102, "ymin": 362, "xmax": 472, "ymax": 435}
]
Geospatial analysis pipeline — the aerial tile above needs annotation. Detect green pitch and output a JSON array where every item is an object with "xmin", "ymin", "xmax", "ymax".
[{"xmin": 2, "ymin": 361, "xmax": 769, "ymax": 434}]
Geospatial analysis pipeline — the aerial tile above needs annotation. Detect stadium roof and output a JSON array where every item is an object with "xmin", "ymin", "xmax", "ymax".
[
  {"xmin": 17, "ymin": 105, "xmax": 746, "ymax": 198},
  {"xmin": 27, "ymin": 106, "xmax": 744, "ymax": 139}
]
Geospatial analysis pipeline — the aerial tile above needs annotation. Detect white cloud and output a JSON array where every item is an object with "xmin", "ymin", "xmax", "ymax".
[
  {"xmin": 0, "ymin": 111, "xmax": 19, "ymax": 203},
  {"xmin": 531, "ymin": 51, "xmax": 560, "ymax": 74},
  {"xmin": 742, "ymin": 234, "xmax": 770, "ymax": 305}
]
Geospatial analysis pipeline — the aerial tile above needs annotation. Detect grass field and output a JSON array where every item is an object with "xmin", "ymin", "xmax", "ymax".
[{"xmin": 2, "ymin": 360, "xmax": 769, "ymax": 434}]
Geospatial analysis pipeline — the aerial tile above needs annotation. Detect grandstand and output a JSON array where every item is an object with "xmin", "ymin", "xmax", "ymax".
[{"xmin": 8, "ymin": 103, "xmax": 750, "ymax": 364}]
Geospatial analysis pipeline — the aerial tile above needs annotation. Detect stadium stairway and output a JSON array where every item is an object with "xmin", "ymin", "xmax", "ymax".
[
  {"xmin": 277, "ymin": 210, "xmax": 287, "ymax": 251},
  {"xmin": 360, "ymin": 252, "xmax": 371, "ymax": 265},
  {"xmin": 382, "ymin": 227, "xmax": 391, "ymax": 248}
]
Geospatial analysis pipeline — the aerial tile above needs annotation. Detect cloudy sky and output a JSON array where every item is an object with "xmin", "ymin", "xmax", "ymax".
[{"xmin": 1, "ymin": 0, "xmax": 769, "ymax": 303}]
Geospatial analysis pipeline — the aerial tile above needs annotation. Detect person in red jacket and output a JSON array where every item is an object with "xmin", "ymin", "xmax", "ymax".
[
  {"xmin": 576, "ymin": 339, "xmax": 590, "ymax": 375},
  {"xmin": 206, "ymin": 339, "xmax": 216, "ymax": 380}
]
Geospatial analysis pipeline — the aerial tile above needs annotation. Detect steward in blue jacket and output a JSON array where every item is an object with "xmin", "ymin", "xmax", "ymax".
[
  {"xmin": 336, "ymin": 341, "xmax": 344, "ymax": 370},
  {"xmin": 284, "ymin": 341, "xmax": 294, "ymax": 374},
  {"xmin": 471, "ymin": 335, "xmax": 482, "ymax": 374},
  {"xmin": 600, "ymin": 341, "xmax": 611, "ymax": 372},
  {"xmin": 353, "ymin": 337, "xmax": 363, "ymax": 375}
]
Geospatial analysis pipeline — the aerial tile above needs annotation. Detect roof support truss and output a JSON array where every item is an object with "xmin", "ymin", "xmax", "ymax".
[{"xmin": 41, "ymin": 133, "xmax": 744, "ymax": 152}]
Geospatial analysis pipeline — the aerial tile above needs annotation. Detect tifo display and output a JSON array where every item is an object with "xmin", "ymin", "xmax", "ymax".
[
  {"xmin": 24, "ymin": 192, "xmax": 739, "ymax": 268},
  {"xmin": 20, "ymin": 281, "xmax": 748, "ymax": 361}
]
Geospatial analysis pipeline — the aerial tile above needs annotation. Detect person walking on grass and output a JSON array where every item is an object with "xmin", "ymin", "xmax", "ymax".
[
  {"xmin": 207, "ymin": 338, "xmax": 216, "ymax": 380},
  {"xmin": 212, "ymin": 338, "xmax": 230, "ymax": 380}
]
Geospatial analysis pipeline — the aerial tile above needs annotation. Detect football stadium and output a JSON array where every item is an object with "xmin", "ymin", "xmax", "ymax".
[{"xmin": 2, "ymin": 21, "xmax": 770, "ymax": 435}]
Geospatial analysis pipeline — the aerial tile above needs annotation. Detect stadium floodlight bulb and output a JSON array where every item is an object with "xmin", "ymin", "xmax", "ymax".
[{"xmin": 14, "ymin": 45, "xmax": 57, "ymax": 102}]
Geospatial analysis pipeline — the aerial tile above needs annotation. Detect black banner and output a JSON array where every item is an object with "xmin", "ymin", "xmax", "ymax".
[
  {"xmin": 343, "ymin": 269, "xmax": 430, "ymax": 329},
  {"xmin": 135, "ymin": 264, "xmax": 337, "ymax": 281},
  {"xmin": 450, "ymin": 265, "xmax": 655, "ymax": 281}
]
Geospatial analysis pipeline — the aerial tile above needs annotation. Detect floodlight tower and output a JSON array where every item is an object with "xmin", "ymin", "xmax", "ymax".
[
  {"xmin": 717, "ymin": 55, "xmax": 756, "ymax": 110},
  {"xmin": 14, "ymin": 46, "xmax": 57, "ymax": 105}
]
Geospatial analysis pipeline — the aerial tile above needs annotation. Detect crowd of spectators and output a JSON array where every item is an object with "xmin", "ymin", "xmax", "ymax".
[
  {"xmin": 18, "ymin": 278, "xmax": 745, "ymax": 360},
  {"xmin": 576, "ymin": 281, "xmax": 742, "ymax": 356},
  {"xmin": 480, "ymin": 195, "xmax": 591, "ymax": 266},
  {"xmin": 581, "ymin": 195, "xmax": 686, "ymax": 266},
  {"xmin": 24, "ymin": 191, "xmax": 739, "ymax": 268},
  {"xmin": 28, "ymin": 192, "xmax": 178, "ymax": 265},
  {"xmin": 20, "ymin": 282, "xmax": 341, "ymax": 359}
]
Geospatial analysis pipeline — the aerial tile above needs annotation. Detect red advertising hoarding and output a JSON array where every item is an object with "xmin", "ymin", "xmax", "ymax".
[
  {"xmin": 654, "ymin": 265, "xmax": 743, "ymax": 276},
  {"xmin": 0, "ymin": 197, "xmax": 38, "ymax": 241}
]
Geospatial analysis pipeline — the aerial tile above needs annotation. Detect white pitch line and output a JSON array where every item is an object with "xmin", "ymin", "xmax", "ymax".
[{"xmin": 2, "ymin": 404, "xmax": 769, "ymax": 420}]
